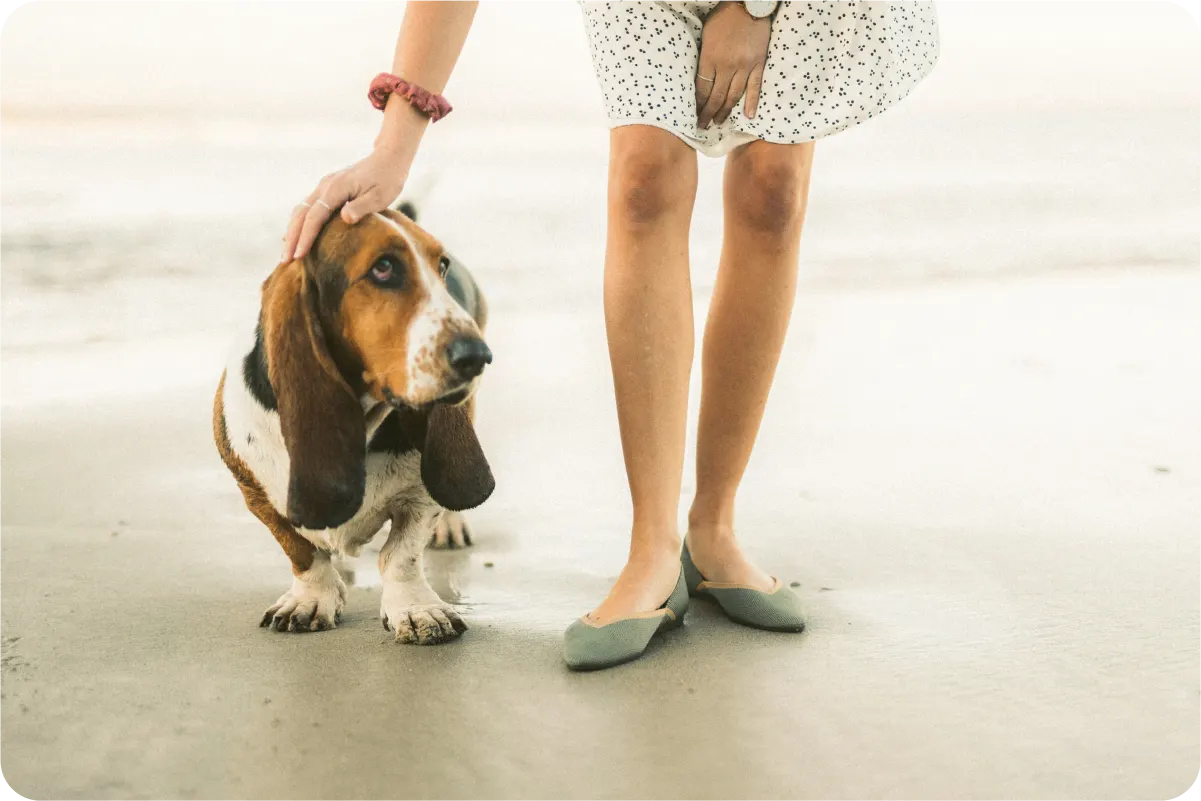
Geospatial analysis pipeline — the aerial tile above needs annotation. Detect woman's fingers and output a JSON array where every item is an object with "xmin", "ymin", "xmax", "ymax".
[
  {"xmin": 714, "ymin": 69, "xmax": 748, "ymax": 125},
  {"xmin": 695, "ymin": 60, "xmax": 717, "ymax": 120},
  {"xmin": 744, "ymin": 62, "xmax": 765, "ymax": 119},
  {"xmin": 280, "ymin": 149, "xmax": 411, "ymax": 261},
  {"xmin": 281, "ymin": 205, "xmax": 307, "ymax": 263},
  {"xmin": 696, "ymin": 61, "xmax": 765, "ymax": 128},
  {"xmin": 293, "ymin": 177, "xmax": 350, "ymax": 260},
  {"xmin": 698, "ymin": 68, "xmax": 733, "ymax": 129},
  {"xmin": 281, "ymin": 186, "xmax": 322, "ymax": 262}
]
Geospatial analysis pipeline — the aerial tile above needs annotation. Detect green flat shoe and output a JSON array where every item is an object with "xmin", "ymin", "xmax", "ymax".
[
  {"xmin": 682, "ymin": 541, "xmax": 805, "ymax": 632},
  {"xmin": 563, "ymin": 569, "xmax": 689, "ymax": 671}
]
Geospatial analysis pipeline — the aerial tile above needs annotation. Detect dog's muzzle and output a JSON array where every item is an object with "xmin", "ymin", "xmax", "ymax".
[{"xmin": 381, "ymin": 334, "xmax": 490, "ymax": 411}]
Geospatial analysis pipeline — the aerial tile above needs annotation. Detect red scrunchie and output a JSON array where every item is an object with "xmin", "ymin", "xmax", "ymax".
[{"xmin": 368, "ymin": 73, "xmax": 453, "ymax": 123}]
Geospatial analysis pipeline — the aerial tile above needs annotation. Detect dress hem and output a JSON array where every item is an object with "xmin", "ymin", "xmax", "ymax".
[{"xmin": 601, "ymin": 35, "xmax": 940, "ymax": 158}]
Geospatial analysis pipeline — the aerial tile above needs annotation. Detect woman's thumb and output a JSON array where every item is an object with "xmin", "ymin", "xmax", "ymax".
[{"xmin": 341, "ymin": 191, "xmax": 381, "ymax": 225}]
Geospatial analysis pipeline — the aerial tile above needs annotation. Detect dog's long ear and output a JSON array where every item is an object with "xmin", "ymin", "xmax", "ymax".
[
  {"xmin": 413, "ymin": 404, "xmax": 494, "ymax": 511},
  {"xmin": 263, "ymin": 261, "xmax": 366, "ymax": 529}
]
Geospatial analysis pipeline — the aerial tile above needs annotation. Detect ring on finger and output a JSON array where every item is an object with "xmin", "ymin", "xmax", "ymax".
[
  {"xmin": 315, "ymin": 199, "xmax": 333, "ymax": 211},
  {"xmin": 697, "ymin": 74, "xmax": 716, "ymax": 83},
  {"xmin": 294, "ymin": 201, "xmax": 312, "ymax": 210}
]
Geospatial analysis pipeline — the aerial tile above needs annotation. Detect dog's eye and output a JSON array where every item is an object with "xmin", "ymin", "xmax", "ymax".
[
  {"xmin": 368, "ymin": 257, "xmax": 404, "ymax": 288},
  {"xmin": 438, "ymin": 255, "xmax": 451, "ymax": 279}
]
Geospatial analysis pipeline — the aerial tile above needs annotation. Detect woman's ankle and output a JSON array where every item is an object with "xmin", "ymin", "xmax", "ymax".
[
  {"xmin": 682, "ymin": 513, "xmax": 774, "ymax": 590},
  {"xmin": 628, "ymin": 522, "xmax": 682, "ymax": 561},
  {"xmin": 686, "ymin": 499, "xmax": 736, "ymax": 542}
]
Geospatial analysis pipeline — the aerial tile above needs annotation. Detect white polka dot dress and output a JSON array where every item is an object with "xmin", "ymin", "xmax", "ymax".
[{"xmin": 581, "ymin": 1, "xmax": 939, "ymax": 156}]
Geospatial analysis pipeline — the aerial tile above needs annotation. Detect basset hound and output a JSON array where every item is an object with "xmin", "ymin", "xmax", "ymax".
[{"xmin": 213, "ymin": 204, "xmax": 494, "ymax": 645}]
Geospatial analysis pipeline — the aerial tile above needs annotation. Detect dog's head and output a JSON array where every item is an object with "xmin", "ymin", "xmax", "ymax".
[{"xmin": 261, "ymin": 208, "xmax": 493, "ymax": 529}]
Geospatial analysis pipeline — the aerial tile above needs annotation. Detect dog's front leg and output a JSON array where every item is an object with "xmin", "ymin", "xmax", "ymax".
[{"xmin": 378, "ymin": 504, "xmax": 468, "ymax": 645}]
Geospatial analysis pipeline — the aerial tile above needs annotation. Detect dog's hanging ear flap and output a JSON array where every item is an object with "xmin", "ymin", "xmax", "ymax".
[
  {"xmin": 263, "ymin": 261, "xmax": 366, "ymax": 529},
  {"xmin": 418, "ymin": 404, "xmax": 495, "ymax": 511}
]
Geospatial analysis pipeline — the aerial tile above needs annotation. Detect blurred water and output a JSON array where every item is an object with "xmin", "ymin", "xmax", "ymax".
[{"xmin": 2, "ymin": 106, "xmax": 1197, "ymax": 355}]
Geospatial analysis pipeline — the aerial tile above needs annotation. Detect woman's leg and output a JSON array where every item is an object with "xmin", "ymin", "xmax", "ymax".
[
  {"xmin": 686, "ymin": 139, "xmax": 815, "ymax": 589},
  {"xmin": 589, "ymin": 125, "xmax": 699, "ymax": 624}
]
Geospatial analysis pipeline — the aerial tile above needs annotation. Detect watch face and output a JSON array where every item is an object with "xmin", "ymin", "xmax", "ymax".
[{"xmin": 744, "ymin": 1, "xmax": 776, "ymax": 18}]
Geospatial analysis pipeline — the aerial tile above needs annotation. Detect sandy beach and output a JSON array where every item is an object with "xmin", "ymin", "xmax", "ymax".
[{"xmin": 2, "ymin": 265, "xmax": 1197, "ymax": 799}]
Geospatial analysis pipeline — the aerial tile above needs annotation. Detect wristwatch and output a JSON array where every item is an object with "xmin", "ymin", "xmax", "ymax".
[{"xmin": 742, "ymin": 1, "xmax": 778, "ymax": 18}]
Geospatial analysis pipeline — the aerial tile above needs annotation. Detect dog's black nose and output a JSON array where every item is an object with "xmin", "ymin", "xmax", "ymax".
[{"xmin": 446, "ymin": 336, "xmax": 492, "ymax": 379}]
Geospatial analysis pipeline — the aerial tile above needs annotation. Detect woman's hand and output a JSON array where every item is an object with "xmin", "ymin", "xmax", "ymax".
[
  {"xmin": 695, "ymin": 2, "xmax": 773, "ymax": 129},
  {"xmin": 279, "ymin": 1, "xmax": 478, "ymax": 261},
  {"xmin": 281, "ymin": 145, "xmax": 413, "ymax": 262}
]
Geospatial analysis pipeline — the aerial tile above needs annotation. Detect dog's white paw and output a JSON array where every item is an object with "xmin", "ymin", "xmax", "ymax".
[
  {"xmin": 430, "ymin": 511, "xmax": 472, "ymax": 549},
  {"xmin": 260, "ymin": 562, "xmax": 347, "ymax": 633},
  {"xmin": 380, "ymin": 585, "xmax": 466, "ymax": 645}
]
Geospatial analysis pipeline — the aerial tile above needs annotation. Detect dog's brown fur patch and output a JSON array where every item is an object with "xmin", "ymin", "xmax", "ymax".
[
  {"xmin": 213, "ymin": 370, "xmax": 317, "ymax": 575},
  {"xmin": 335, "ymin": 218, "xmax": 429, "ymax": 402}
]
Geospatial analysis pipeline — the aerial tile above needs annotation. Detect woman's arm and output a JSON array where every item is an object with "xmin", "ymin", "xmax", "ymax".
[{"xmin": 284, "ymin": 1, "xmax": 479, "ymax": 261}]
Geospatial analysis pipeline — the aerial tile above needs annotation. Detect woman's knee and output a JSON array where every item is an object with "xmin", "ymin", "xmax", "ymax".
[
  {"xmin": 608, "ymin": 127, "xmax": 697, "ymax": 225},
  {"xmin": 726, "ymin": 141, "xmax": 814, "ymax": 235}
]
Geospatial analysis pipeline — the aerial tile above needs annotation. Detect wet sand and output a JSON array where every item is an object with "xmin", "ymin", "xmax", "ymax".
[{"xmin": 2, "ymin": 267, "xmax": 1198, "ymax": 799}]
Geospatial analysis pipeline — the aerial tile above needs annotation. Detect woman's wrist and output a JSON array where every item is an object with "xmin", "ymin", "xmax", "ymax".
[
  {"xmin": 373, "ymin": 94, "xmax": 428, "ymax": 158},
  {"xmin": 378, "ymin": 92, "xmax": 429, "ymax": 138}
]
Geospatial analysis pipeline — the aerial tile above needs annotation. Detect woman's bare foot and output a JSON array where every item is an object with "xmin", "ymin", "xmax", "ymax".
[
  {"xmin": 587, "ymin": 529, "xmax": 683, "ymax": 625},
  {"xmin": 685, "ymin": 521, "xmax": 774, "ymax": 591}
]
